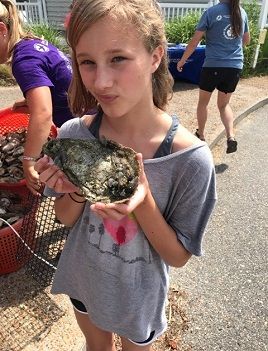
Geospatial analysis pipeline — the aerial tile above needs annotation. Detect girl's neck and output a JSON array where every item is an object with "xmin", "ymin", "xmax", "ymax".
[{"xmin": 100, "ymin": 106, "xmax": 171, "ymax": 150}]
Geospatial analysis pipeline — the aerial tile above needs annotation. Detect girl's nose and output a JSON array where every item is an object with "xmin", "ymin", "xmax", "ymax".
[{"xmin": 94, "ymin": 67, "xmax": 113, "ymax": 90}]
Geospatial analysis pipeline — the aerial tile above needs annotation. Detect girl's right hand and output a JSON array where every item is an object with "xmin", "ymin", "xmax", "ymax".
[{"xmin": 34, "ymin": 155, "xmax": 79, "ymax": 194}]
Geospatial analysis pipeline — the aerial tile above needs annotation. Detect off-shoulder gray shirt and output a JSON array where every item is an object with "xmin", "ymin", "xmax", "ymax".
[{"xmin": 45, "ymin": 117, "xmax": 217, "ymax": 342}]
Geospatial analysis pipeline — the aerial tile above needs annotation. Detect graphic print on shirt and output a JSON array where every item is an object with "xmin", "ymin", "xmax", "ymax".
[
  {"xmin": 83, "ymin": 214, "xmax": 152, "ymax": 264},
  {"xmin": 33, "ymin": 40, "xmax": 50, "ymax": 53},
  {"xmin": 223, "ymin": 24, "xmax": 235, "ymax": 40}
]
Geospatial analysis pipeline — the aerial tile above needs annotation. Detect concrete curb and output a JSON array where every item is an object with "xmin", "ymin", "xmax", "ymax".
[{"xmin": 209, "ymin": 97, "xmax": 268, "ymax": 150}]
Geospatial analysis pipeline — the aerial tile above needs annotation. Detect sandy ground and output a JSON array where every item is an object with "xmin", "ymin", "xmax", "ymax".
[{"xmin": 0, "ymin": 76, "xmax": 267, "ymax": 351}]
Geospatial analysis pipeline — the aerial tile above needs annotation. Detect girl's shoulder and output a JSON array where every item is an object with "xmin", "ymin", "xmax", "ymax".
[
  {"xmin": 172, "ymin": 124, "xmax": 201, "ymax": 153},
  {"xmin": 58, "ymin": 114, "xmax": 96, "ymax": 139}
]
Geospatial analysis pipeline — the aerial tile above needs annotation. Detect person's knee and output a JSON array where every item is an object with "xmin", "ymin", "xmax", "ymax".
[{"xmin": 217, "ymin": 98, "xmax": 231, "ymax": 112}]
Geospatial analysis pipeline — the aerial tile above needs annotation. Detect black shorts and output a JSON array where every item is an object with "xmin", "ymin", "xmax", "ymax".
[
  {"xmin": 199, "ymin": 67, "xmax": 242, "ymax": 94},
  {"xmin": 70, "ymin": 297, "xmax": 155, "ymax": 345}
]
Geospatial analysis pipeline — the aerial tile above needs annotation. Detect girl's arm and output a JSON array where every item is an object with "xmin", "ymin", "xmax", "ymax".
[
  {"xmin": 177, "ymin": 31, "xmax": 204, "ymax": 71},
  {"xmin": 23, "ymin": 86, "xmax": 53, "ymax": 194},
  {"xmin": 133, "ymin": 191, "xmax": 192, "ymax": 267},
  {"xmin": 54, "ymin": 192, "xmax": 86, "ymax": 227}
]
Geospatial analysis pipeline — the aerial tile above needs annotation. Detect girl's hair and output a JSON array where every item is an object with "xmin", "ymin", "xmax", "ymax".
[
  {"xmin": 67, "ymin": 0, "xmax": 173, "ymax": 116},
  {"xmin": 230, "ymin": 0, "xmax": 242, "ymax": 37},
  {"xmin": 0, "ymin": 0, "xmax": 38, "ymax": 61}
]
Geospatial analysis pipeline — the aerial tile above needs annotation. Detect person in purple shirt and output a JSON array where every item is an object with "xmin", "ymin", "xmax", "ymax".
[{"xmin": 0, "ymin": 0, "xmax": 74, "ymax": 194}]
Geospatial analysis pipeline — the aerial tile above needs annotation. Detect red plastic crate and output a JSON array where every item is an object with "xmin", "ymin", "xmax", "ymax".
[
  {"xmin": 0, "ymin": 107, "xmax": 57, "ymax": 188},
  {"xmin": 0, "ymin": 185, "xmax": 36, "ymax": 275},
  {"xmin": 0, "ymin": 106, "xmax": 57, "ymax": 137}
]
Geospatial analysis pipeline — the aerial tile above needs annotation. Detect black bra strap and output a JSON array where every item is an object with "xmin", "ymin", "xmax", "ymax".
[
  {"xmin": 88, "ymin": 110, "xmax": 103, "ymax": 139},
  {"xmin": 153, "ymin": 115, "xmax": 179, "ymax": 158}
]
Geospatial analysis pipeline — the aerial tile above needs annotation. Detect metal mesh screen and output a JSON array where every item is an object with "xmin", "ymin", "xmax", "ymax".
[
  {"xmin": 17, "ymin": 192, "xmax": 69, "ymax": 287},
  {"xmin": 0, "ymin": 270, "xmax": 65, "ymax": 351}
]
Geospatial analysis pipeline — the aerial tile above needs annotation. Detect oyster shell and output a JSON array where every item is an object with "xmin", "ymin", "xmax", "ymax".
[{"xmin": 42, "ymin": 138, "xmax": 140, "ymax": 204}]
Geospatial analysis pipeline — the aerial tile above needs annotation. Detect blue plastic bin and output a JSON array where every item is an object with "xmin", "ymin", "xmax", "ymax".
[{"xmin": 167, "ymin": 44, "xmax": 206, "ymax": 85}]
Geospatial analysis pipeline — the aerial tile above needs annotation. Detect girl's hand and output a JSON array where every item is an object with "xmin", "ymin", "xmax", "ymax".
[
  {"xmin": 90, "ymin": 153, "xmax": 149, "ymax": 221},
  {"xmin": 34, "ymin": 155, "xmax": 79, "ymax": 194}
]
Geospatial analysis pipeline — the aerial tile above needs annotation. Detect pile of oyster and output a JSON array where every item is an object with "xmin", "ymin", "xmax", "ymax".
[
  {"xmin": 0, "ymin": 190, "xmax": 26, "ymax": 228},
  {"xmin": 0, "ymin": 128, "xmax": 26, "ymax": 183},
  {"xmin": 43, "ymin": 138, "xmax": 140, "ymax": 204}
]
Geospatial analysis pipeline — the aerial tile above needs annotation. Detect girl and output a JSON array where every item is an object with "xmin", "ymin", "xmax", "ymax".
[
  {"xmin": 0, "ymin": 0, "xmax": 74, "ymax": 194},
  {"xmin": 177, "ymin": 0, "xmax": 250, "ymax": 153},
  {"xmin": 35, "ymin": 0, "xmax": 217, "ymax": 350}
]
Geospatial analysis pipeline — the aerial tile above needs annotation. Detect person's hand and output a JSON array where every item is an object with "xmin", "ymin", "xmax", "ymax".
[
  {"xmin": 90, "ymin": 153, "xmax": 150, "ymax": 221},
  {"xmin": 34, "ymin": 155, "xmax": 79, "ymax": 194},
  {"xmin": 22, "ymin": 160, "xmax": 42, "ymax": 196},
  {"xmin": 177, "ymin": 59, "xmax": 185, "ymax": 72}
]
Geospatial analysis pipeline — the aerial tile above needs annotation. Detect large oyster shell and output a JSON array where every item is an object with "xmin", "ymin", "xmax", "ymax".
[{"xmin": 42, "ymin": 138, "xmax": 140, "ymax": 204}]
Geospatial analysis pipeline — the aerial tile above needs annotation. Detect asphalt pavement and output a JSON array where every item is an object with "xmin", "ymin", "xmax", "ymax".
[{"xmin": 170, "ymin": 104, "xmax": 268, "ymax": 351}]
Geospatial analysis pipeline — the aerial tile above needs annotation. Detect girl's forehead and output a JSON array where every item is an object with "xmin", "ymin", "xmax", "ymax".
[{"xmin": 89, "ymin": 15, "xmax": 139, "ymax": 37}]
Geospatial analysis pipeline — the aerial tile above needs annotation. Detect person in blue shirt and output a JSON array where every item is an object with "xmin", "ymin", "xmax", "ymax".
[{"xmin": 177, "ymin": 0, "xmax": 250, "ymax": 153}]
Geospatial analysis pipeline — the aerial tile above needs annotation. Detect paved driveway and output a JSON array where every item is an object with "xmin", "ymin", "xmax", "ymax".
[{"xmin": 170, "ymin": 104, "xmax": 268, "ymax": 351}]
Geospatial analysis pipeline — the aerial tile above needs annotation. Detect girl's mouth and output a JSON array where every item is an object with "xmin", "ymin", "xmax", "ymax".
[{"xmin": 96, "ymin": 94, "xmax": 118, "ymax": 104}]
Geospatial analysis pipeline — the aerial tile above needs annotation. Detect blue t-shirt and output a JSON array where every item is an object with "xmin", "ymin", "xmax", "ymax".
[
  {"xmin": 12, "ymin": 39, "xmax": 74, "ymax": 127},
  {"xmin": 196, "ymin": 2, "xmax": 249, "ymax": 69}
]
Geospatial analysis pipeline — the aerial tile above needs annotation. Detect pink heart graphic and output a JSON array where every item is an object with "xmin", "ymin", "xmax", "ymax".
[{"xmin": 103, "ymin": 214, "xmax": 138, "ymax": 245}]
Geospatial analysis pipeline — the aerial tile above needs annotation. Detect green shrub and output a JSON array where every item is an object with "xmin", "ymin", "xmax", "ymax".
[
  {"xmin": 165, "ymin": 13, "xmax": 202, "ymax": 44},
  {"xmin": 262, "ymin": 33, "xmax": 268, "ymax": 58},
  {"xmin": 241, "ymin": 0, "xmax": 262, "ymax": 76},
  {"xmin": 24, "ymin": 23, "xmax": 68, "ymax": 53}
]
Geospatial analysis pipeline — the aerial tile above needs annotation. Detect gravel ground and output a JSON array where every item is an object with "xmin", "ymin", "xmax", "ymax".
[{"xmin": 0, "ymin": 76, "xmax": 267, "ymax": 351}]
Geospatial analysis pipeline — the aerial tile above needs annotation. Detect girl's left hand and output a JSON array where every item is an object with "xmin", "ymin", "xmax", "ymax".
[{"xmin": 90, "ymin": 153, "xmax": 149, "ymax": 221}]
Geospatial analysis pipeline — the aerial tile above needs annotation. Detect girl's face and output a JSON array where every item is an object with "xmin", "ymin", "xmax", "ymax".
[
  {"xmin": 0, "ymin": 22, "xmax": 8, "ymax": 64},
  {"xmin": 75, "ymin": 16, "xmax": 163, "ymax": 118}
]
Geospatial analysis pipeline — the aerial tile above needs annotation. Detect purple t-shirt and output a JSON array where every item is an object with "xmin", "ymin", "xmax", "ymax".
[{"xmin": 12, "ymin": 39, "xmax": 74, "ymax": 127}]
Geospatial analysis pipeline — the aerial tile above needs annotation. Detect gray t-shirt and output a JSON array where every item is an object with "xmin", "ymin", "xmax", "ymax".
[
  {"xmin": 196, "ymin": 2, "xmax": 249, "ymax": 69},
  {"xmin": 45, "ymin": 117, "xmax": 216, "ymax": 342}
]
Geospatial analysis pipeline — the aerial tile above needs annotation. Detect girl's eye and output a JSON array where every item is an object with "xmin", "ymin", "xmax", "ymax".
[
  {"xmin": 112, "ymin": 56, "xmax": 126, "ymax": 63},
  {"xmin": 79, "ymin": 59, "xmax": 94, "ymax": 66}
]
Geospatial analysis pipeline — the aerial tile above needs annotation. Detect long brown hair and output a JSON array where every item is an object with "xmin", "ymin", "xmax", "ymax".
[
  {"xmin": 0, "ymin": 0, "xmax": 38, "ymax": 61},
  {"xmin": 66, "ymin": 0, "xmax": 173, "ymax": 116},
  {"xmin": 230, "ymin": 0, "xmax": 242, "ymax": 37}
]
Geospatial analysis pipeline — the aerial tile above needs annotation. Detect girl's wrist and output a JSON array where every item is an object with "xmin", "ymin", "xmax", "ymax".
[{"xmin": 68, "ymin": 192, "xmax": 86, "ymax": 204}]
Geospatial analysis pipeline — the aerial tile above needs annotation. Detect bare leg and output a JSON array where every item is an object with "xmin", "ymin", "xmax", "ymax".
[
  {"xmin": 196, "ymin": 89, "xmax": 213, "ymax": 140},
  {"xmin": 121, "ymin": 336, "xmax": 153, "ymax": 351},
  {"xmin": 73, "ymin": 308, "xmax": 116, "ymax": 351},
  {"xmin": 217, "ymin": 91, "xmax": 234, "ymax": 138}
]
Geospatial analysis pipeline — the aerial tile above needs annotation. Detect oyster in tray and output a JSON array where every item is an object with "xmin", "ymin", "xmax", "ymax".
[{"xmin": 42, "ymin": 138, "xmax": 140, "ymax": 204}]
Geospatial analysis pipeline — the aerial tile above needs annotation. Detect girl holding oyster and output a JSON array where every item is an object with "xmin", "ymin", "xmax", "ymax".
[{"xmin": 35, "ymin": 0, "xmax": 216, "ymax": 350}]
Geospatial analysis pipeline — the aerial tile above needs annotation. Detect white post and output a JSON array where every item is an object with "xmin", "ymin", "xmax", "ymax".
[
  {"xmin": 40, "ymin": 0, "xmax": 48, "ymax": 24},
  {"xmin": 252, "ymin": 0, "xmax": 268, "ymax": 68}
]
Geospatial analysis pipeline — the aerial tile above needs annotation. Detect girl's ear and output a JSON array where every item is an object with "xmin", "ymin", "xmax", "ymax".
[
  {"xmin": 151, "ymin": 45, "xmax": 164, "ymax": 73},
  {"xmin": 0, "ymin": 22, "xmax": 8, "ymax": 36}
]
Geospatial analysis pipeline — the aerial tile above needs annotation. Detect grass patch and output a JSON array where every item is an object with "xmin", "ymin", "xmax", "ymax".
[{"xmin": 0, "ymin": 64, "xmax": 17, "ymax": 87}]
